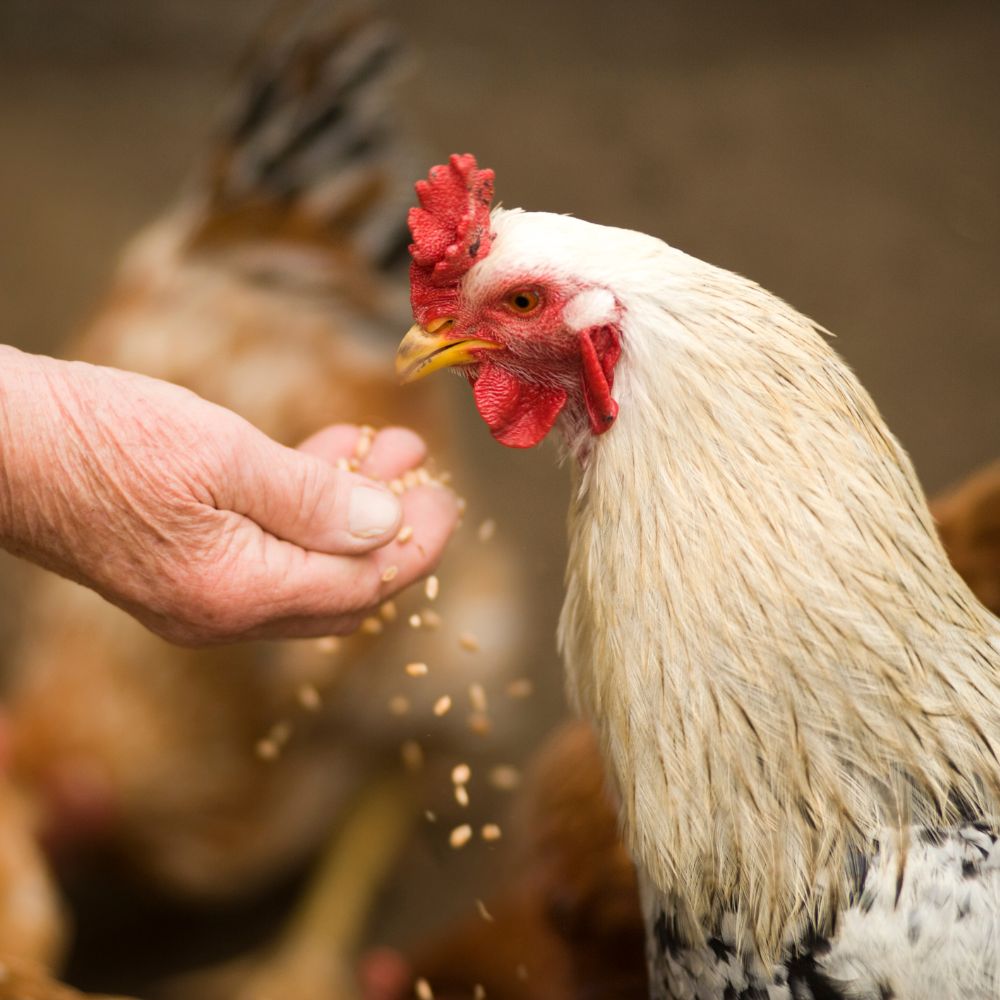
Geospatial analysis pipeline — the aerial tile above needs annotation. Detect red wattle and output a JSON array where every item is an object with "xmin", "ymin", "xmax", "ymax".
[
  {"xmin": 579, "ymin": 326, "xmax": 621, "ymax": 435},
  {"xmin": 472, "ymin": 363, "xmax": 567, "ymax": 449}
]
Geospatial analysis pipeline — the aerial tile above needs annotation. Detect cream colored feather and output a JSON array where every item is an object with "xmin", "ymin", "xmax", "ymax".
[{"xmin": 464, "ymin": 210, "xmax": 1000, "ymax": 959}]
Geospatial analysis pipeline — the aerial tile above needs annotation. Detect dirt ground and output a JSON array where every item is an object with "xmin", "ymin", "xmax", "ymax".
[{"xmin": 0, "ymin": 0, "xmax": 997, "ymax": 993}]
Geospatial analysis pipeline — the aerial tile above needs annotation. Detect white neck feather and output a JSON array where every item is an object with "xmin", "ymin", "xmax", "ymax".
[{"xmin": 557, "ymin": 255, "xmax": 1000, "ymax": 954}]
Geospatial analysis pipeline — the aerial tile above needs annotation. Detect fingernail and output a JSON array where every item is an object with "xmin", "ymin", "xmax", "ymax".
[{"xmin": 349, "ymin": 486, "xmax": 401, "ymax": 539}]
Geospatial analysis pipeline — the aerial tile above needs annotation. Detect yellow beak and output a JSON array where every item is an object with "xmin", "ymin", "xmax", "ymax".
[{"xmin": 395, "ymin": 319, "xmax": 501, "ymax": 384}]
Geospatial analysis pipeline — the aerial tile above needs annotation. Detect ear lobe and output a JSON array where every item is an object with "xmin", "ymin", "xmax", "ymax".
[{"xmin": 579, "ymin": 326, "xmax": 621, "ymax": 435}]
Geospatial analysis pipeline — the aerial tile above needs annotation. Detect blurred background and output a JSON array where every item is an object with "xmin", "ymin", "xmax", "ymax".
[{"xmin": 0, "ymin": 1, "xmax": 997, "ymax": 997}]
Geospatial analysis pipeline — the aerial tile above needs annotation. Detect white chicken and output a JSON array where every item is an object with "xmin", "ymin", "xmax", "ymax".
[{"xmin": 397, "ymin": 155, "xmax": 1000, "ymax": 999}]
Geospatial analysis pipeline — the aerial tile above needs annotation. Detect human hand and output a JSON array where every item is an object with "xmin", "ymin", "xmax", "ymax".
[{"xmin": 0, "ymin": 348, "xmax": 458, "ymax": 645}]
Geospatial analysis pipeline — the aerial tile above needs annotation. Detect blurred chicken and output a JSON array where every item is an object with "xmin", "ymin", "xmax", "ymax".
[
  {"xmin": 932, "ymin": 460, "xmax": 1000, "ymax": 616},
  {"xmin": 4, "ymin": 4, "xmax": 528, "ymax": 918}
]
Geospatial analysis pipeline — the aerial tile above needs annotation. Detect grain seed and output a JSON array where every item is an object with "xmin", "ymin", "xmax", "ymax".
[
  {"xmin": 297, "ymin": 684, "xmax": 322, "ymax": 711},
  {"xmin": 475, "ymin": 900, "xmax": 494, "ymax": 924},
  {"xmin": 481, "ymin": 823, "xmax": 502, "ymax": 842},
  {"xmin": 449, "ymin": 824, "xmax": 473, "ymax": 849},
  {"xmin": 415, "ymin": 978, "xmax": 434, "ymax": 1000},
  {"xmin": 388, "ymin": 696, "xmax": 410, "ymax": 716},
  {"xmin": 451, "ymin": 763, "xmax": 471, "ymax": 786},
  {"xmin": 361, "ymin": 616, "xmax": 383, "ymax": 635},
  {"xmin": 397, "ymin": 524, "xmax": 414, "ymax": 543},
  {"xmin": 455, "ymin": 784, "xmax": 470, "ymax": 807},
  {"xmin": 433, "ymin": 695, "xmax": 452, "ymax": 717},
  {"xmin": 468, "ymin": 683, "xmax": 488, "ymax": 712},
  {"xmin": 477, "ymin": 518, "xmax": 496, "ymax": 542},
  {"xmin": 506, "ymin": 679, "xmax": 534, "ymax": 698},
  {"xmin": 489, "ymin": 765, "xmax": 521, "ymax": 791},
  {"xmin": 381, "ymin": 565, "xmax": 399, "ymax": 583},
  {"xmin": 458, "ymin": 632, "xmax": 480, "ymax": 653},
  {"xmin": 401, "ymin": 740, "xmax": 424, "ymax": 771},
  {"xmin": 424, "ymin": 575, "xmax": 439, "ymax": 601},
  {"xmin": 405, "ymin": 661, "xmax": 428, "ymax": 677}
]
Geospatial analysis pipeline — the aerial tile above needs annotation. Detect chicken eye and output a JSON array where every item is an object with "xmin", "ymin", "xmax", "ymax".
[{"xmin": 504, "ymin": 289, "xmax": 541, "ymax": 315}]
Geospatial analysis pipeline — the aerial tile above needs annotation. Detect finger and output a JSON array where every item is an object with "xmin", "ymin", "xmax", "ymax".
[
  {"xmin": 297, "ymin": 424, "xmax": 430, "ymax": 483},
  {"xmin": 367, "ymin": 483, "xmax": 460, "ymax": 595},
  {"xmin": 215, "ymin": 485, "xmax": 459, "ymax": 642},
  {"xmin": 234, "ymin": 437, "xmax": 402, "ymax": 556},
  {"xmin": 358, "ymin": 427, "xmax": 428, "ymax": 481},
  {"xmin": 296, "ymin": 424, "xmax": 363, "ymax": 462}
]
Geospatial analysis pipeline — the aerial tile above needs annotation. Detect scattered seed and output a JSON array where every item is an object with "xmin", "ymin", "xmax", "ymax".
[
  {"xmin": 397, "ymin": 524, "xmax": 414, "ymax": 543},
  {"xmin": 381, "ymin": 565, "xmax": 399, "ymax": 583},
  {"xmin": 297, "ymin": 684, "xmax": 322, "ymax": 712},
  {"xmin": 356, "ymin": 428, "xmax": 374, "ymax": 458},
  {"xmin": 455, "ymin": 784, "xmax": 470, "ymax": 807},
  {"xmin": 433, "ymin": 695, "xmax": 453, "ymax": 717},
  {"xmin": 451, "ymin": 763, "xmax": 471, "ymax": 786},
  {"xmin": 403, "ymin": 470, "xmax": 418, "ymax": 489},
  {"xmin": 449, "ymin": 824, "xmax": 473, "ymax": 849},
  {"xmin": 408, "ymin": 613, "xmax": 423, "ymax": 629},
  {"xmin": 316, "ymin": 636, "xmax": 340, "ymax": 654},
  {"xmin": 389, "ymin": 478, "xmax": 405, "ymax": 495},
  {"xmin": 489, "ymin": 765, "xmax": 521, "ymax": 791},
  {"xmin": 401, "ymin": 740, "xmax": 424, "ymax": 771},
  {"xmin": 269, "ymin": 721, "xmax": 292, "ymax": 745},
  {"xmin": 477, "ymin": 518, "xmax": 496, "ymax": 542},
  {"xmin": 457, "ymin": 497, "xmax": 468, "ymax": 514},
  {"xmin": 348, "ymin": 457, "xmax": 361, "ymax": 471},
  {"xmin": 335, "ymin": 457, "xmax": 351, "ymax": 472},
  {"xmin": 415, "ymin": 978, "xmax": 434, "ymax": 1000},
  {"xmin": 421, "ymin": 608, "xmax": 443, "ymax": 629},
  {"xmin": 467, "ymin": 712, "xmax": 492, "ymax": 736},
  {"xmin": 506, "ymin": 678, "xmax": 534, "ymax": 698},
  {"xmin": 516, "ymin": 964, "xmax": 528, "ymax": 982},
  {"xmin": 473, "ymin": 986, "xmax": 486, "ymax": 1000},
  {"xmin": 424, "ymin": 810, "xmax": 437, "ymax": 823},
  {"xmin": 405, "ymin": 661, "xmax": 428, "ymax": 677},
  {"xmin": 361, "ymin": 616, "xmax": 383, "ymax": 635},
  {"xmin": 380, "ymin": 600, "xmax": 398, "ymax": 621},
  {"xmin": 481, "ymin": 823, "xmax": 502, "ymax": 842},
  {"xmin": 255, "ymin": 738, "xmax": 279, "ymax": 761},
  {"xmin": 458, "ymin": 632, "xmax": 480, "ymax": 653},
  {"xmin": 424, "ymin": 575, "xmax": 439, "ymax": 601},
  {"xmin": 468, "ymin": 683, "xmax": 488, "ymax": 712},
  {"xmin": 388, "ymin": 695, "xmax": 410, "ymax": 716},
  {"xmin": 475, "ymin": 900, "xmax": 494, "ymax": 924}
]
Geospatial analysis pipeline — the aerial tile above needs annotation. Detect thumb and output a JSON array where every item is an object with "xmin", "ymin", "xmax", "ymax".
[{"xmin": 229, "ymin": 433, "xmax": 402, "ymax": 555}]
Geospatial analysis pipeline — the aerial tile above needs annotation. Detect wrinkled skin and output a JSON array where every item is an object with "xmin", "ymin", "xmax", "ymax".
[{"xmin": 0, "ymin": 346, "xmax": 457, "ymax": 645}]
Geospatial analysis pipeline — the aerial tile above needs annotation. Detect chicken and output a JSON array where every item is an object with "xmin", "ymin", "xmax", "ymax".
[
  {"xmin": 5, "ymin": 15, "xmax": 528, "ymax": 917},
  {"xmin": 380, "ymin": 461, "xmax": 1000, "ymax": 1000},
  {"xmin": 397, "ymin": 154, "xmax": 1000, "ymax": 999}
]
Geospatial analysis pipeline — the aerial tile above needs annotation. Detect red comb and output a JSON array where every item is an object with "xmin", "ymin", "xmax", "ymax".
[{"xmin": 408, "ymin": 153, "xmax": 495, "ymax": 323}]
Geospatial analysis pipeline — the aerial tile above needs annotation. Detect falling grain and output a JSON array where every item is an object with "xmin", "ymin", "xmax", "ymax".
[
  {"xmin": 397, "ymin": 524, "xmax": 414, "ymax": 543},
  {"xmin": 468, "ymin": 683, "xmax": 488, "ymax": 712},
  {"xmin": 361, "ymin": 616, "xmax": 383, "ymax": 635},
  {"xmin": 458, "ymin": 632, "xmax": 480, "ymax": 653},
  {"xmin": 388, "ymin": 695, "xmax": 410, "ymax": 716},
  {"xmin": 405, "ymin": 661, "xmax": 428, "ymax": 677},
  {"xmin": 408, "ymin": 613, "xmax": 423, "ymax": 629},
  {"xmin": 255, "ymin": 738, "xmax": 279, "ymax": 761},
  {"xmin": 381, "ymin": 565, "xmax": 399, "ymax": 583},
  {"xmin": 389, "ymin": 478, "xmax": 405, "ymax": 495},
  {"xmin": 475, "ymin": 900, "xmax": 494, "ymax": 924},
  {"xmin": 451, "ymin": 763, "xmax": 471, "ymax": 786},
  {"xmin": 489, "ymin": 765, "xmax": 521, "ymax": 791},
  {"xmin": 481, "ymin": 823, "xmax": 502, "ymax": 842},
  {"xmin": 380, "ymin": 600, "xmax": 398, "ymax": 622},
  {"xmin": 477, "ymin": 518, "xmax": 496, "ymax": 542},
  {"xmin": 449, "ymin": 824, "xmax": 473, "ymax": 849},
  {"xmin": 421, "ymin": 608, "xmax": 443, "ymax": 629},
  {"xmin": 424, "ymin": 810, "xmax": 437, "ymax": 823},
  {"xmin": 424, "ymin": 575, "xmax": 439, "ymax": 601},
  {"xmin": 473, "ymin": 986, "xmax": 486, "ymax": 1000},
  {"xmin": 401, "ymin": 740, "xmax": 424, "ymax": 772},
  {"xmin": 506, "ymin": 679, "xmax": 534, "ymax": 698},
  {"xmin": 316, "ymin": 636, "xmax": 340, "ymax": 654},
  {"xmin": 297, "ymin": 685, "xmax": 322, "ymax": 712},
  {"xmin": 467, "ymin": 712, "xmax": 492, "ymax": 736},
  {"xmin": 433, "ymin": 695, "xmax": 453, "ymax": 717},
  {"xmin": 415, "ymin": 978, "xmax": 434, "ymax": 1000},
  {"xmin": 455, "ymin": 785, "xmax": 470, "ymax": 807}
]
